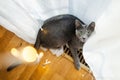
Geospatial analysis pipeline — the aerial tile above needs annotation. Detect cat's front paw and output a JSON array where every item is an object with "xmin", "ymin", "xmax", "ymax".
[{"xmin": 74, "ymin": 61, "xmax": 80, "ymax": 70}]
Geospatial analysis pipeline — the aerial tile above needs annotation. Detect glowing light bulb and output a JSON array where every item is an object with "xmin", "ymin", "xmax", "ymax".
[
  {"xmin": 36, "ymin": 52, "xmax": 44, "ymax": 63},
  {"xmin": 11, "ymin": 48, "xmax": 20, "ymax": 57},
  {"xmin": 39, "ymin": 52, "xmax": 44, "ymax": 59},
  {"xmin": 22, "ymin": 46, "xmax": 38, "ymax": 62}
]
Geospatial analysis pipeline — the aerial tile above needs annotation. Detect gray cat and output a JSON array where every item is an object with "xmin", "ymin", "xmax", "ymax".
[{"xmin": 34, "ymin": 14, "xmax": 95, "ymax": 70}]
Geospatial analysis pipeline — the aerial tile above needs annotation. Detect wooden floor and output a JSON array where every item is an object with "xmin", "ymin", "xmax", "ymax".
[{"xmin": 0, "ymin": 26, "xmax": 95, "ymax": 80}]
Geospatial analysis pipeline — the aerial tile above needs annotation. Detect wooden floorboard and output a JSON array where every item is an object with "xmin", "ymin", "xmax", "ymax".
[{"xmin": 0, "ymin": 26, "xmax": 95, "ymax": 80}]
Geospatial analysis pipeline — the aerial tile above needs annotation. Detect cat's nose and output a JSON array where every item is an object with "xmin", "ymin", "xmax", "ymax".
[{"xmin": 83, "ymin": 38, "xmax": 85, "ymax": 40}]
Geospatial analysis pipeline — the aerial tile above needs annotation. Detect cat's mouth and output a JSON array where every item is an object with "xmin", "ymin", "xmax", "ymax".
[{"xmin": 80, "ymin": 38, "xmax": 87, "ymax": 42}]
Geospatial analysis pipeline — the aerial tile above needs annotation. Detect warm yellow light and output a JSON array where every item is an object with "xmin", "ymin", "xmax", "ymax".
[
  {"xmin": 11, "ymin": 48, "xmax": 19, "ymax": 57},
  {"xmin": 36, "ymin": 52, "xmax": 44, "ymax": 63},
  {"xmin": 22, "ymin": 46, "xmax": 38, "ymax": 62},
  {"xmin": 39, "ymin": 52, "xmax": 44, "ymax": 58}
]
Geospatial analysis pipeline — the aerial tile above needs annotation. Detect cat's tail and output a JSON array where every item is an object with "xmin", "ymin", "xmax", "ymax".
[{"xmin": 34, "ymin": 29, "xmax": 41, "ymax": 50}]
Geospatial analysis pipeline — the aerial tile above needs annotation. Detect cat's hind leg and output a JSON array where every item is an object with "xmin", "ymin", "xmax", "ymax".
[{"xmin": 34, "ymin": 29, "xmax": 41, "ymax": 49}]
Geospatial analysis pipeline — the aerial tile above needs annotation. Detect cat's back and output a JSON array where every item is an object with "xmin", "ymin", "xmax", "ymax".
[
  {"xmin": 44, "ymin": 14, "xmax": 78, "ymax": 24},
  {"xmin": 42, "ymin": 14, "xmax": 85, "ymax": 30},
  {"xmin": 41, "ymin": 14, "xmax": 77, "ymax": 37}
]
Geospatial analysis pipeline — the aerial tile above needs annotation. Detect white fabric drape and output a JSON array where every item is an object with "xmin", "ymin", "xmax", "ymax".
[
  {"xmin": 2, "ymin": 0, "xmax": 120, "ymax": 80},
  {"xmin": 0, "ymin": 0, "xmax": 110, "ymax": 43},
  {"xmin": 83, "ymin": 0, "xmax": 120, "ymax": 80}
]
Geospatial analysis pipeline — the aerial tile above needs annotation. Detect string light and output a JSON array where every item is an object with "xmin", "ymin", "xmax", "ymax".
[
  {"xmin": 11, "ymin": 46, "xmax": 44, "ymax": 63},
  {"xmin": 22, "ymin": 46, "xmax": 38, "ymax": 62},
  {"xmin": 36, "ymin": 52, "xmax": 44, "ymax": 63},
  {"xmin": 11, "ymin": 48, "xmax": 19, "ymax": 57}
]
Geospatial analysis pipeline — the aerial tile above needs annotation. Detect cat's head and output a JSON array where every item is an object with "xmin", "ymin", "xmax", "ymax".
[{"xmin": 75, "ymin": 20, "xmax": 95, "ymax": 42}]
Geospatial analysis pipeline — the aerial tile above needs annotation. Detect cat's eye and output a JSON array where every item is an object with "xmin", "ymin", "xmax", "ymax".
[{"xmin": 87, "ymin": 31, "xmax": 90, "ymax": 34}]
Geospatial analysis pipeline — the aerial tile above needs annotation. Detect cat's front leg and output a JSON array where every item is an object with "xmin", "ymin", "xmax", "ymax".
[
  {"xmin": 68, "ymin": 42, "xmax": 80, "ymax": 70},
  {"xmin": 71, "ymin": 48, "xmax": 80, "ymax": 70}
]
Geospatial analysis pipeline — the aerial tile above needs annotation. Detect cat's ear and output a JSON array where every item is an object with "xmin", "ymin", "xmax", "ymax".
[
  {"xmin": 88, "ymin": 22, "xmax": 95, "ymax": 31},
  {"xmin": 75, "ymin": 19, "xmax": 82, "ymax": 29}
]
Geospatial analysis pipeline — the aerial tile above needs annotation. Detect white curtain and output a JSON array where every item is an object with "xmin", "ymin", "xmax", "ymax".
[
  {"xmin": 1, "ymin": 0, "xmax": 120, "ymax": 80},
  {"xmin": 0, "ymin": 0, "xmax": 110, "ymax": 43},
  {"xmin": 83, "ymin": 0, "xmax": 120, "ymax": 80}
]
